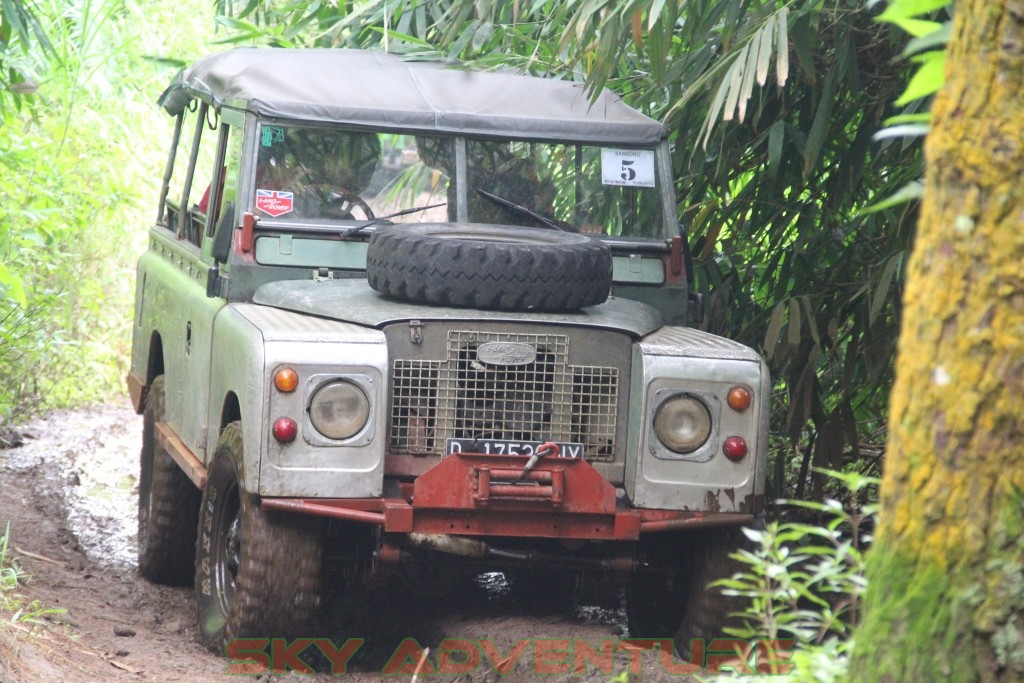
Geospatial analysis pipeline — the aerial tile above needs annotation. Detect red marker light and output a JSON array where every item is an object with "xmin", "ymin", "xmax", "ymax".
[
  {"xmin": 272, "ymin": 417, "xmax": 298, "ymax": 443},
  {"xmin": 723, "ymin": 436, "xmax": 748, "ymax": 461}
]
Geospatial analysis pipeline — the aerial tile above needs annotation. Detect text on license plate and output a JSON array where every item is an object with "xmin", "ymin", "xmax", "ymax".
[{"xmin": 445, "ymin": 439, "xmax": 584, "ymax": 459}]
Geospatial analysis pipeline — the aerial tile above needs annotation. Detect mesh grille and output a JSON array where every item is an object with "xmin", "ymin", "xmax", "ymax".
[{"xmin": 390, "ymin": 331, "xmax": 618, "ymax": 460}]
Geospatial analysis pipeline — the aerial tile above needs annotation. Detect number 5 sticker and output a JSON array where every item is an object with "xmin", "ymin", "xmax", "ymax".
[{"xmin": 601, "ymin": 149, "xmax": 655, "ymax": 187}]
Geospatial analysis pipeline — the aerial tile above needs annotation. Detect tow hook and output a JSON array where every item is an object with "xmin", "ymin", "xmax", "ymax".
[{"xmin": 512, "ymin": 441, "xmax": 559, "ymax": 483}]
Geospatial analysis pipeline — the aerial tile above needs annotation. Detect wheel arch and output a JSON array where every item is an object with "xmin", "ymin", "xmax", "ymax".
[
  {"xmin": 147, "ymin": 331, "xmax": 165, "ymax": 384},
  {"xmin": 129, "ymin": 330, "xmax": 165, "ymax": 414},
  {"xmin": 219, "ymin": 392, "xmax": 242, "ymax": 434}
]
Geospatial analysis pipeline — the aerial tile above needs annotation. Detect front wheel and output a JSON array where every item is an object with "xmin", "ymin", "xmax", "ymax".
[
  {"xmin": 626, "ymin": 528, "xmax": 748, "ymax": 657},
  {"xmin": 195, "ymin": 423, "xmax": 323, "ymax": 652}
]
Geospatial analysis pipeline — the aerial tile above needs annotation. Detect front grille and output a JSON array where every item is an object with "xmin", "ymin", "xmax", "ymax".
[{"xmin": 390, "ymin": 330, "xmax": 618, "ymax": 460}]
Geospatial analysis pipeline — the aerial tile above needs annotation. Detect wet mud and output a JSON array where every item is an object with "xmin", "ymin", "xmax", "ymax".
[{"xmin": 0, "ymin": 405, "xmax": 693, "ymax": 682}]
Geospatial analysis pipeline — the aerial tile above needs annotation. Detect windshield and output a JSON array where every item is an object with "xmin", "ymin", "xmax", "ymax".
[
  {"xmin": 253, "ymin": 125, "xmax": 450, "ymax": 224},
  {"xmin": 252, "ymin": 124, "xmax": 669, "ymax": 238},
  {"xmin": 464, "ymin": 140, "xmax": 667, "ymax": 238}
]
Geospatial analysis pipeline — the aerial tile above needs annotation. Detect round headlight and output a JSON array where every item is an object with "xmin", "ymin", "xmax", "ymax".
[
  {"xmin": 654, "ymin": 395, "xmax": 712, "ymax": 453},
  {"xmin": 309, "ymin": 381, "xmax": 370, "ymax": 440}
]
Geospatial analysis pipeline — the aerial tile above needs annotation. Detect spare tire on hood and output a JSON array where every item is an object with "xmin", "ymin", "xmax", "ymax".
[{"xmin": 365, "ymin": 224, "xmax": 612, "ymax": 312}]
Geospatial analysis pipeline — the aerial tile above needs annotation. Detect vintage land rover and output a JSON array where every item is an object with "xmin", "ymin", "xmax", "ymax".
[{"xmin": 127, "ymin": 48, "xmax": 768, "ymax": 655}]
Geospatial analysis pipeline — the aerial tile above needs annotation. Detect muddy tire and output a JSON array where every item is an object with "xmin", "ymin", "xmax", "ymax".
[
  {"xmin": 626, "ymin": 528, "xmax": 748, "ymax": 657},
  {"xmin": 195, "ymin": 423, "xmax": 322, "ymax": 652},
  {"xmin": 366, "ymin": 224, "xmax": 612, "ymax": 312},
  {"xmin": 138, "ymin": 376, "xmax": 201, "ymax": 585}
]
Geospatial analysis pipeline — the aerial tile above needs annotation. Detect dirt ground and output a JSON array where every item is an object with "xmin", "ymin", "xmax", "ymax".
[{"xmin": 0, "ymin": 405, "xmax": 699, "ymax": 683}]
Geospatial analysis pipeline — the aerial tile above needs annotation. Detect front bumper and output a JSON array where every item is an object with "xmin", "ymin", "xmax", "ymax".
[{"xmin": 262, "ymin": 451, "xmax": 752, "ymax": 541}]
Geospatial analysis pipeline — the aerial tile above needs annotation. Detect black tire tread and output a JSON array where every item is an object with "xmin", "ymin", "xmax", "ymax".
[
  {"xmin": 626, "ymin": 528, "xmax": 747, "ymax": 655},
  {"xmin": 138, "ymin": 376, "xmax": 201, "ymax": 585},
  {"xmin": 366, "ymin": 224, "xmax": 612, "ymax": 312},
  {"xmin": 672, "ymin": 529, "xmax": 747, "ymax": 648},
  {"xmin": 197, "ymin": 423, "xmax": 322, "ymax": 652}
]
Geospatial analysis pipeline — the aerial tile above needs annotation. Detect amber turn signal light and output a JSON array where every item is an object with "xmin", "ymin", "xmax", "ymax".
[
  {"xmin": 727, "ymin": 386, "xmax": 752, "ymax": 412},
  {"xmin": 274, "ymin": 368, "xmax": 299, "ymax": 393}
]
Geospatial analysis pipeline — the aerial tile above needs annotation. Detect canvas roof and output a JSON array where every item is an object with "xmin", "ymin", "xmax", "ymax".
[{"xmin": 159, "ymin": 48, "xmax": 666, "ymax": 145}]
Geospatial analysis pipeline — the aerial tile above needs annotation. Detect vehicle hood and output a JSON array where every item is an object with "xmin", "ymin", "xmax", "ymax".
[{"xmin": 252, "ymin": 279, "xmax": 663, "ymax": 338}]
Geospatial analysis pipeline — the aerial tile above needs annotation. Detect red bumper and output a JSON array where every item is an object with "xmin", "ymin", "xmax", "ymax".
[{"xmin": 261, "ymin": 452, "xmax": 751, "ymax": 541}]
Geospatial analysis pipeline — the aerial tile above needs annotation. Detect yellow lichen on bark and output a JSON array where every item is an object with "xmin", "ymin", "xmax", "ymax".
[{"xmin": 850, "ymin": 0, "xmax": 1024, "ymax": 680}]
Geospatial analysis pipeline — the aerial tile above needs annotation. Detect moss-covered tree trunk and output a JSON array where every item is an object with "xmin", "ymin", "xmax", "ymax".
[{"xmin": 848, "ymin": 2, "xmax": 1024, "ymax": 681}]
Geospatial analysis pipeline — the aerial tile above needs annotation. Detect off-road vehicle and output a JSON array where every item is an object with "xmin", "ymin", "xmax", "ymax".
[{"xmin": 127, "ymin": 48, "xmax": 768, "ymax": 655}]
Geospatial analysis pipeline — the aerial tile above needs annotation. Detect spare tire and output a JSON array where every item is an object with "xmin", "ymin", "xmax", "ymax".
[{"xmin": 366, "ymin": 224, "xmax": 612, "ymax": 312}]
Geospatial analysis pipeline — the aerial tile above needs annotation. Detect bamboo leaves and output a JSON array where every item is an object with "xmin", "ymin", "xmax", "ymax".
[
  {"xmin": 0, "ymin": 0, "xmax": 53, "ymax": 113},
  {"xmin": 869, "ymin": 253, "xmax": 903, "ymax": 327},
  {"xmin": 700, "ymin": 7, "xmax": 791, "ymax": 149},
  {"xmin": 895, "ymin": 50, "xmax": 945, "ymax": 105}
]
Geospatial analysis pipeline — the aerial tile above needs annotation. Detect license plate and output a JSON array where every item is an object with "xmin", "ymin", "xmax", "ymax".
[{"xmin": 445, "ymin": 438, "xmax": 584, "ymax": 459}]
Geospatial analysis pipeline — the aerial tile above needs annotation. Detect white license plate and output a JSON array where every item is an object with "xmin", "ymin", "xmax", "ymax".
[{"xmin": 445, "ymin": 438, "xmax": 584, "ymax": 459}]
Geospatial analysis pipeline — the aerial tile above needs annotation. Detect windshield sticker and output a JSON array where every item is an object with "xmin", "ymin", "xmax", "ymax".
[
  {"xmin": 255, "ymin": 189, "xmax": 294, "ymax": 217},
  {"xmin": 601, "ymin": 149, "xmax": 655, "ymax": 188},
  {"xmin": 260, "ymin": 126, "xmax": 285, "ymax": 147}
]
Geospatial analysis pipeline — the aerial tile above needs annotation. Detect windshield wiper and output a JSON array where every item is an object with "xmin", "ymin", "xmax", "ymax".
[
  {"xmin": 476, "ymin": 189, "xmax": 565, "ymax": 231},
  {"xmin": 344, "ymin": 202, "xmax": 447, "ymax": 238}
]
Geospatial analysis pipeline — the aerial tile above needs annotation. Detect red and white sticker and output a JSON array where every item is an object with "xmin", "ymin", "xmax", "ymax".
[{"xmin": 255, "ymin": 189, "xmax": 294, "ymax": 217}]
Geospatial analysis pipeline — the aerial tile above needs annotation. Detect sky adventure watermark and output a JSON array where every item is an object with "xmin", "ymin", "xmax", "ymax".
[{"xmin": 224, "ymin": 637, "xmax": 795, "ymax": 675}]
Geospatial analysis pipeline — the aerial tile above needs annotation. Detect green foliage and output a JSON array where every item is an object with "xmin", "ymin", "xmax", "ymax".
[
  {"xmin": 868, "ymin": 0, "xmax": 954, "ymax": 163},
  {"xmin": 0, "ymin": 0, "xmax": 215, "ymax": 420},
  {"xmin": 874, "ymin": 0, "xmax": 951, "ymax": 110},
  {"xmin": 864, "ymin": 0, "xmax": 950, "ymax": 216},
  {"xmin": 0, "ymin": 523, "xmax": 65, "ymax": 627},
  {"xmin": 0, "ymin": 523, "xmax": 24, "ymax": 599},
  {"xmin": 212, "ymin": 0, "xmax": 923, "ymax": 499},
  {"xmin": 0, "ymin": 0, "xmax": 53, "ymax": 113},
  {"xmin": 707, "ymin": 470, "xmax": 878, "ymax": 682}
]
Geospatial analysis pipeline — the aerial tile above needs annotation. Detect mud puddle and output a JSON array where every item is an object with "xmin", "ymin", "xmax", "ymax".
[{"xmin": 1, "ymin": 405, "xmax": 140, "ymax": 569}]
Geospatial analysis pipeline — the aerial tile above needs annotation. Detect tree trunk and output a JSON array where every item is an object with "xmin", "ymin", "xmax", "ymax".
[{"xmin": 848, "ymin": 2, "xmax": 1024, "ymax": 681}]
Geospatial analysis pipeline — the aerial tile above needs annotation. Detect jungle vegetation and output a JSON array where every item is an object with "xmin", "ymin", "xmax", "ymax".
[
  {"xmin": 6, "ymin": 1, "xmax": 1021, "ymax": 681},
  {"xmin": 0, "ymin": 0, "xmax": 214, "ymax": 427}
]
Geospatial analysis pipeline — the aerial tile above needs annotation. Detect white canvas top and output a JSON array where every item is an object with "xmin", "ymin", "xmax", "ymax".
[{"xmin": 159, "ymin": 48, "xmax": 666, "ymax": 145}]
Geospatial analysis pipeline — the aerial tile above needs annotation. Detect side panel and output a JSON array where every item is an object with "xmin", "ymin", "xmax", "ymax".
[
  {"xmin": 137, "ymin": 229, "xmax": 225, "ymax": 455},
  {"xmin": 204, "ymin": 306, "xmax": 266, "ymax": 491},
  {"xmin": 129, "ymin": 260, "xmax": 152, "ymax": 382},
  {"xmin": 131, "ymin": 230, "xmax": 198, "ymax": 447}
]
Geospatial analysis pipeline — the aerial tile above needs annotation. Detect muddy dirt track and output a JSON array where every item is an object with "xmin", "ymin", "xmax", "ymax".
[{"xmin": 0, "ymin": 406, "xmax": 696, "ymax": 682}]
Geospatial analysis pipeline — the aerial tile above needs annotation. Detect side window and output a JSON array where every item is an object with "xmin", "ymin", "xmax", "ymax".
[
  {"xmin": 162, "ymin": 106, "xmax": 195, "ymax": 233},
  {"xmin": 163, "ymin": 101, "xmax": 220, "ymax": 248},
  {"xmin": 207, "ymin": 125, "xmax": 241, "ymax": 239},
  {"xmin": 205, "ymin": 125, "xmax": 241, "ymax": 240}
]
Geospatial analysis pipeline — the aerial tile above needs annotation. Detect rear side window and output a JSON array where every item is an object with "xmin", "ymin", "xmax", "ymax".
[{"xmin": 162, "ymin": 101, "xmax": 221, "ymax": 247}]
